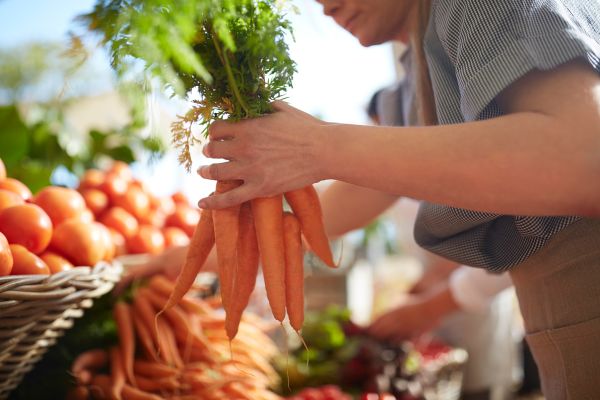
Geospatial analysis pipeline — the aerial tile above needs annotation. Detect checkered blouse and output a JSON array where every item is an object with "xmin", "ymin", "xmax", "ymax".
[{"xmin": 413, "ymin": 0, "xmax": 600, "ymax": 271}]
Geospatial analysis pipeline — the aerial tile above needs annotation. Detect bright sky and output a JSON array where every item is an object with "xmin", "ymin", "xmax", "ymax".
[{"xmin": 0, "ymin": 0, "xmax": 398, "ymax": 198}]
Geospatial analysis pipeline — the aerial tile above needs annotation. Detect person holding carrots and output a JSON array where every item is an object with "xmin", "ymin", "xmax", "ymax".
[{"xmin": 196, "ymin": 0, "xmax": 600, "ymax": 398}]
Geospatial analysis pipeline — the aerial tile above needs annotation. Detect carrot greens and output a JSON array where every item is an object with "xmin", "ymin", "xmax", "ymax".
[{"xmin": 80, "ymin": 0, "xmax": 296, "ymax": 171}]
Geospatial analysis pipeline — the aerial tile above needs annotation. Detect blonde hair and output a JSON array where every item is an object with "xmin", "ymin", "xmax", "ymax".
[{"xmin": 410, "ymin": 0, "xmax": 437, "ymax": 126}]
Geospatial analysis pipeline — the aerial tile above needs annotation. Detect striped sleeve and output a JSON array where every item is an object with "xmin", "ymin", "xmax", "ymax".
[{"xmin": 432, "ymin": 0, "xmax": 600, "ymax": 121}]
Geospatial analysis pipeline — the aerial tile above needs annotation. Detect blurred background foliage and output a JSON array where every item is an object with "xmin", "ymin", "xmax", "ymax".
[{"xmin": 0, "ymin": 40, "xmax": 166, "ymax": 192}]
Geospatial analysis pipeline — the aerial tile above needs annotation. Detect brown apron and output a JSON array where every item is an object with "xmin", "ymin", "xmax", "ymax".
[{"xmin": 510, "ymin": 218, "xmax": 600, "ymax": 400}]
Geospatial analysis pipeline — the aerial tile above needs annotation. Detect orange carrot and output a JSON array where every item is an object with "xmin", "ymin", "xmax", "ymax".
[
  {"xmin": 251, "ymin": 195, "xmax": 286, "ymax": 322},
  {"xmin": 132, "ymin": 294, "xmax": 160, "ymax": 346},
  {"xmin": 282, "ymin": 212, "xmax": 305, "ymax": 331},
  {"xmin": 89, "ymin": 374, "xmax": 112, "ymax": 399},
  {"xmin": 122, "ymin": 384, "xmax": 163, "ymax": 400},
  {"xmin": 132, "ymin": 313, "xmax": 158, "ymax": 361},
  {"xmin": 284, "ymin": 185, "xmax": 335, "ymax": 267},
  {"xmin": 213, "ymin": 180, "xmax": 242, "ymax": 312},
  {"xmin": 110, "ymin": 347, "xmax": 126, "ymax": 400},
  {"xmin": 157, "ymin": 317, "xmax": 184, "ymax": 368},
  {"xmin": 113, "ymin": 302, "xmax": 136, "ymax": 386},
  {"xmin": 149, "ymin": 275, "xmax": 212, "ymax": 316},
  {"xmin": 144, "ymin": 288, "xmax": 209, "ymax": 350},
  {"xmin": 225, "ymin": 202, "xmax": 259, "ymax": 339},
  {"xmin": 135, "ymin": 290, "xmax": 173, "ymax": 366},
  {"xmin": 160, "ymin": 209, "xmax": 214, "ymax": 314},
  {"xmin": 135, "ymin": 375, "xmax": 180, "ymax": 392},
  {"xmin": 71, "ymin": 349, "xmax": 108, "ymax": 384},
  {"xmin": 147, "ymin": 275, "xmax": 177, "ymax": 298},
  {"xmin": 133, "ymin": 360, "xmax": 177, "ymax": 378}
]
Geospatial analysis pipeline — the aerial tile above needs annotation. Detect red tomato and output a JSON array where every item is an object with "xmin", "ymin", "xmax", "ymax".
[
  {"xmin": 78, "ymin": 169, "xmax": 105, "ymax": 191},
  {"xmin": 99, "ymin": 207, "xmax": 139, "ymax": 239},
  {"xmin": 137, "ymin": 209, "xmax": 166, "ymax": 228},
  {"xmin": 40, "ymin": 251, "xmax": 74, "ymax": 274},
  {"xmin": 158, "ymin": 196, "xmax": 176, "ymax": 215},
  {"xmin": 100, "ymin": 173, "xmax": 128, "ymax": 202},
  {"xmin": 32, "ymin": 186, "xmax": 87, "ymax": 226},
  {"xmin": 97, "ymin": 224, "xmax": 115, "ymax": 261},
  {"xmin": 171, "ymin": 191, "xmax": 189, "ymax": 205},
  {"xmin": 0, "ymin": 204, "xmax": 53, "ymax": 254},
  {"xmin": 108, "ymin": 228, "xmax": 127, "ymax": 257},
  {"xmin": 0, "ymin": 189, "xmax": 24, "ymax": 212},
  {"xmin": 360, "ymin": 394, "xmax": 380, "ymax": 400},
  {"xmin": 165, "ymin": 206, "xmax": 200, "ymax": 237},
  {"xmin": 126, "ymin": 225, "xmax": 165, "ymax": 255},
  {"xmin": 50, "ymin": 220, "xmax": 105, "ymax": 266},
  {"xmin": 80, "ymin": 189, "xmax": 109, "ymax": 217},
  {"xmin": 0, "ymin": 158, "xmax": 5, "ymax": 181},
  {"xmin": 0, "ymin": 232, "xmax": 13, "ymax": 276},
  {"xmin": 108, "ymin": 161, "xmax": 133, "ymax": 182},
  {"xmin": 113, "ymin": 185, "xmax": 150, "ymax": 220},
  {"xmin": 321, "ymin": 386, "xmax": 343, "ymax": 397},
  {"xmin": 0, "ymin": 178, "xmax": 32, "ymax": 200},
  {"xmin": 163, "ymin": 226, "xmax": 190, "ymax": 248},
  {"xmin": 10, "ymin": 244, "xmax": 50, "ymax": 275},
  {"xmin": 299, "ymin": 389, "xmax": 325, "ymax": 400}
]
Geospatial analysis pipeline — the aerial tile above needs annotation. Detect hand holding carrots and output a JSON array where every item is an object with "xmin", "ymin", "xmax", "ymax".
[{"xmin": 197, "ymin": 101, "xmax": 328, "ymax": 210}]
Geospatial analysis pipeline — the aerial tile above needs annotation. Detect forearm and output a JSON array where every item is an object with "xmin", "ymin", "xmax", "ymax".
[
  {"xmin": 320, "ymin": 181, "xmax": 399, "ymax": 238},
  {"xmin": 319, "ymin": 113, "xmax": 600, "ymax": 216}
]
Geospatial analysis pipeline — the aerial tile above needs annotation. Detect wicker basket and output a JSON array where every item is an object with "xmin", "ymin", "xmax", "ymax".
[{"xmin": 0, "ymin": 262, "xmax": 122, "ymax": 399}]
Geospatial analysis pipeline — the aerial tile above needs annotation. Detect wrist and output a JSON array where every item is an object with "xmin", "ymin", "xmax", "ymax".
[{"xmin": 313, "ymin": 122, "xmax": 344, "ymax": 182}]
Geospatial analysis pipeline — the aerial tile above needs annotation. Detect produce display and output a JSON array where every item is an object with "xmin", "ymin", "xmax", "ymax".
[
  {"xmin": 275, "ymin": 307, "xmax": 466, "ymax": 400},
  {"xmin": 0, "ymin": 157, "xmax": 197, "ymax": 276},
  {"xmin": 63, "ymin": 274, "xmax": 282, "ymax": 400},
  {"xmin": 81, "ymin": 0, "xmax": 337, "ymax": 342}
]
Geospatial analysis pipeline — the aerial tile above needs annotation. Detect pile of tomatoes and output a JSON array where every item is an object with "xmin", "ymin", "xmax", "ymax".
[{"xmin": 0, "ymin": 158, "xmax": 199, "ymax": 276}]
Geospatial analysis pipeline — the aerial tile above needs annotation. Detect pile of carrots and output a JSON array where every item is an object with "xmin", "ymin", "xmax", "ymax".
[
  {"xmin": 68, "ymin": 275, "xmax": 282, "ymax": 400},
  {"xmin": 161, "ymin": 181, "xmax": 336, "ymax": 341}
]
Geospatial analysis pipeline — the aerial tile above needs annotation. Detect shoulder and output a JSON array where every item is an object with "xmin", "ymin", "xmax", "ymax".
[{"xmin": 427, "ymin": 0, "xmax": 600, "ymax": 120}]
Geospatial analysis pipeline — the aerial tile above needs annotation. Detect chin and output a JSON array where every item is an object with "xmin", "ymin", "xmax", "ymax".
[
  {"xmin": 353, "ymin": 28, "xmax": 389, "ymax": 47},
  {"xmin": 357, "ymin": 34, "xmax": 385, "ymax": 47}
]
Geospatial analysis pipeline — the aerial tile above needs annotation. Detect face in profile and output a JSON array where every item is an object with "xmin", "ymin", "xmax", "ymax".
[{"xmin": 316, "ymin": 0, "xmax": 417, "ymax": 45}]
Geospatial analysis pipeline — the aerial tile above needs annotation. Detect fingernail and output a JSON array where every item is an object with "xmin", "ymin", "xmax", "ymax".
[
  {"xmin": 198, "ymin": 166, "xmax": 208, "ymax": 178},
  {"xmin": 198, "ymin": 199, "xmax": 207, "ymax": 209}
]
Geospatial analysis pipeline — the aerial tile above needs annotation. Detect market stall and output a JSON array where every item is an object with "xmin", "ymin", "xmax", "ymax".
[{"xmin": 0, "ymin": 1, "xmax": 546, "ymax": 399}]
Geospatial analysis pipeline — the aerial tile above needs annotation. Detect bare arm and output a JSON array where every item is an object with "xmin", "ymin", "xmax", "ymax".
[
  {"xmin": 199, "ymin": 60, "xmax": 600, "ymax": 216},
  {"xmin": 320, "ymin": 181, "xmax": 399, "ymax": 238}
]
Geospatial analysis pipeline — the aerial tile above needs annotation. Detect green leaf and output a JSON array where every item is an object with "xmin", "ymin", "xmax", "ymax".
[
  {"xmin": 0, "ymin": 105, "xmax": 30, "ymax": 167},
  {"xmin": 10, "ymin": 162, "xmax": 54, "ymax": 193},
  {"xmin": 106, "ymin": 145, "xmax": 135, "ymax": 163}
]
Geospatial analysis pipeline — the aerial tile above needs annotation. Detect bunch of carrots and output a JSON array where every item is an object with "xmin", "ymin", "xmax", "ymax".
[
  {"xmin": 68, "ymin": 275, "xmax": 281, "ymax": 400},
  {"xmin": 160, "ymin": 181, "xmax": 335, "ymax": 341}
]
